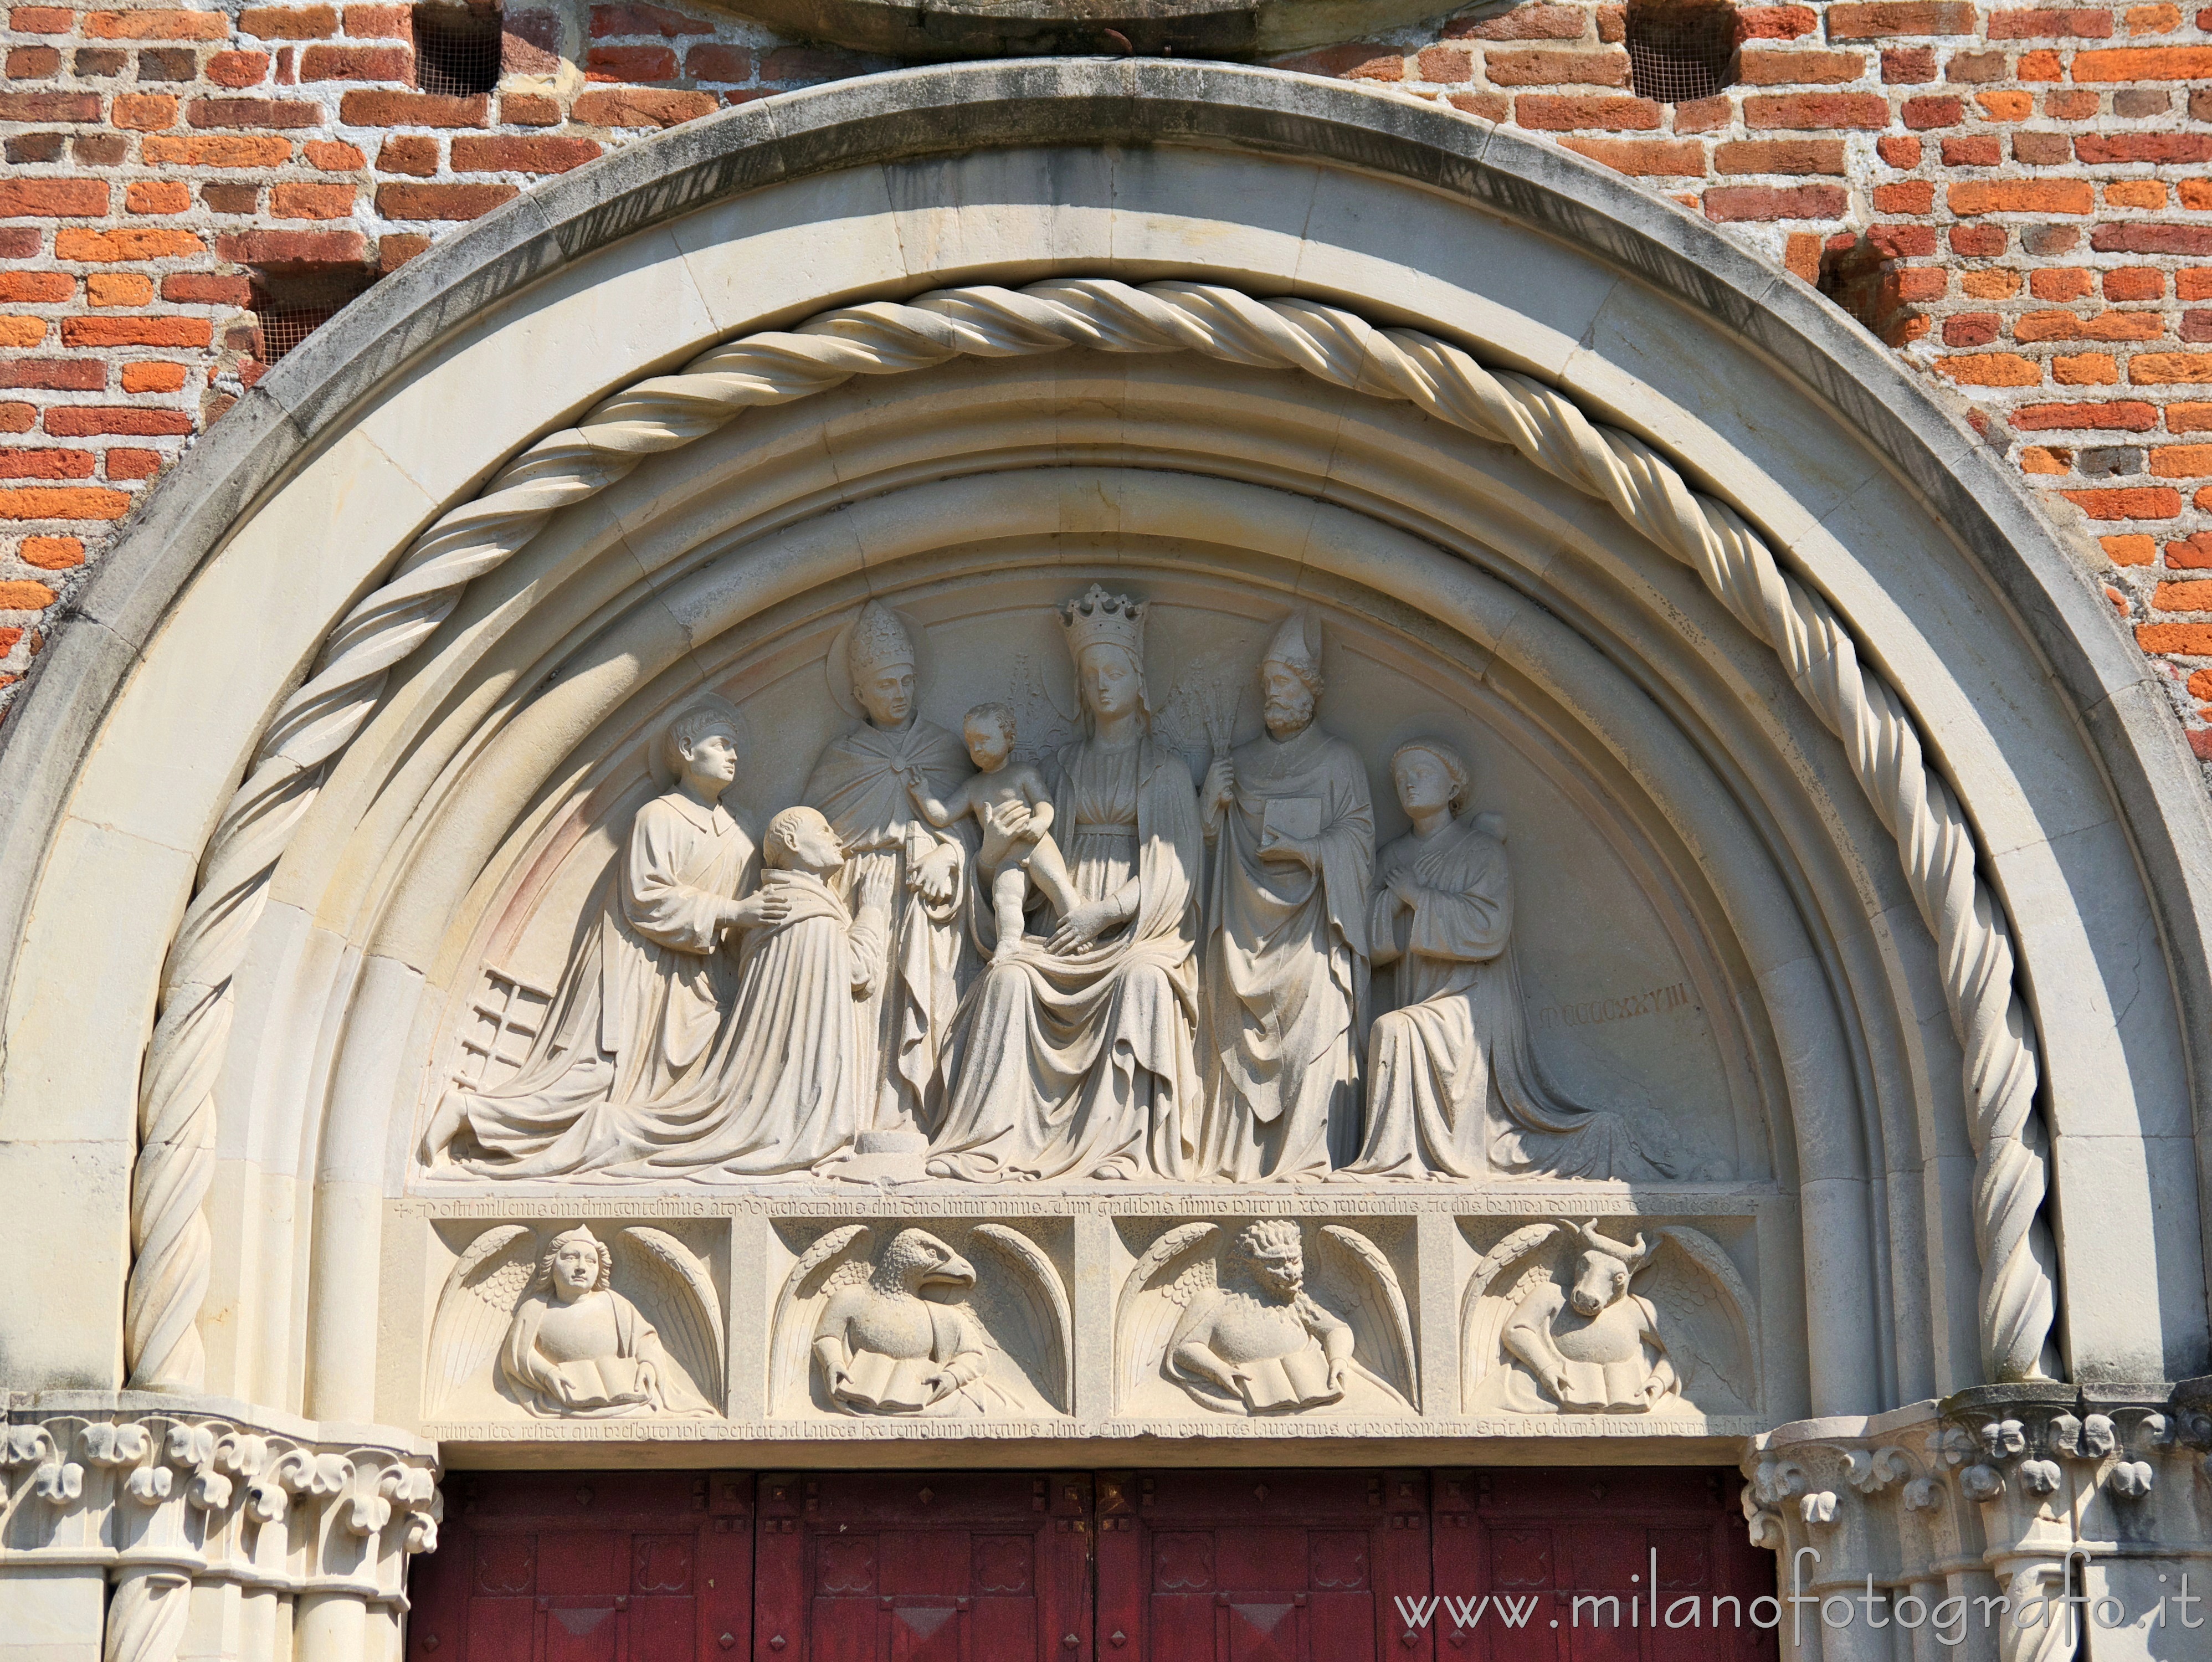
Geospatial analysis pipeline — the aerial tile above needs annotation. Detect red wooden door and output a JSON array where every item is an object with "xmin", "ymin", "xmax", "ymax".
[
  {"xmin": 405, "ymin": 1470, "xmax": 755, "ymax": 1662},
  {"xmin": 752, "ymin": 1470, "xmax": 1094, "ymax": 1662},
  {"xmin": 1092, "ymin": 1469, "xmax": 1434, "ymax": 1662},
  {"xmin": 1429, "ymin": 1469, "xmax": 1772, "ymax": 1662}
]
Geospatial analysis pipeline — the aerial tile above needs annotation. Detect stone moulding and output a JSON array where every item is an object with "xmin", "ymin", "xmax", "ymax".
[
  {"xmin": 0, "ymin": 1394, "xmax": 439, "ymax": 1645},
  {"xmin": 122, "ymin": 274, "xmax": 2059, "ymax": 1409}
]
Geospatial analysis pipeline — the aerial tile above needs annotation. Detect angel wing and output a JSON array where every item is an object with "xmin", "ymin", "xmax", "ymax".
[
  {"xmin": 1001, "ymin": 650, "xmax": 1078, "ymax": 767},
  {"xmin": 1639, "ymin": 1229, "xmax": 1758, "ymax": 1413},
  {"xmin": 767, "ymin": 1225, "xmax": 873, "ymax": 1416},
  {"xmin": 615, "ymin": 1227, "xmax": 725, "ymax": 1412},
  {"xmin": 967, "ymin": 1224, "xmax": 1072, "ymax": 1414},
  {"xmin": 1116, "ymin": 1223, "xmax": 1219, "ymax": 1398},
  {"xmin": 1319, "ymin": 1225, "xmax": 1418, "ymax": 1408},
  {"xmin": 425, "ymin": 1225, "xmax": 536, "ymax": 1418},
  {"xmin": 1459, "ymin": 1223, "xmax": 1572, "ymax": 1410}
]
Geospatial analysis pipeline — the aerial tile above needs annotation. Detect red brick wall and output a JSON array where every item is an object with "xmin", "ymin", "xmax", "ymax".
[{"xmin": 2, "ymin": 1, "xmax": 2209, "ymax": 773}]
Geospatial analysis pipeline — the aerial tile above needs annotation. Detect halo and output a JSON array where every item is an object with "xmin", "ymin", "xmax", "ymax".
[
  {"xmin": 648, "ymin": 693, "xmax": 750, "ymax": 789},
  {"xmin": 825, "ymin": 601, "xmax": 931, "ymax": 720}
]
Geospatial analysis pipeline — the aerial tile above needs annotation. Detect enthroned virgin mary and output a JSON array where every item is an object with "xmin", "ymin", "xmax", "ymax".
[{"xmin": 926, "ymin": 587, "xmax": 1203, "ymax": 1181}]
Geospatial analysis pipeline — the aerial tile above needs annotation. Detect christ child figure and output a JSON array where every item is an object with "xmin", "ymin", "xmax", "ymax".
[{"xmin": 903, "ymin": 702, "xmax": 1079, "ymax": 965}]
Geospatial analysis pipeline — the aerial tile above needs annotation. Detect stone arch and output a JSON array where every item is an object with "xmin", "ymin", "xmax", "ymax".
[{"xmin": 0, "ymin": 55, "xmax": 2203, "ymax": 1510}]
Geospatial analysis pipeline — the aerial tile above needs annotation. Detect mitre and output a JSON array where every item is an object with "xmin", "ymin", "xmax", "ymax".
[
  {"xmin": 847, "ymin": 601, "xmax": 916, "ymax": 679},
  {"xmin": 1263, "ymin": 608, "xmax": 1323, "ymax": 682}
]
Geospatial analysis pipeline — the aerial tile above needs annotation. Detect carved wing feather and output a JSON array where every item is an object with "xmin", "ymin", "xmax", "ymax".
[
  {"xmin": 767, "ymin": 1225, "xmax": 871, "ymax": 1415},
  {"xmin": 1117, "ymin": 1223, "xmax": 1219, "ymax": 1397},
  {"xmin": 425, "ymin": 1225, "xmax": 536, "ymax": 1418},
  {"xmin": 615, "ymin": 1227, "xmax": 725, "ymax": 1410},
  {"xmin": 1641, "ymin": 1229, "xmax": 1758, "ymax": 1412},
  {"xmin": 1459, "ymin": 1224, "xmax": 1571, "ymax": 1410},
  {"xmin": 1319, "ymin": 1225, "xmax": 1418, "ymax": 1407},
  {"xmin": 971, "ymin": 1224, "xmax": 1072, "ymax": 1413}
]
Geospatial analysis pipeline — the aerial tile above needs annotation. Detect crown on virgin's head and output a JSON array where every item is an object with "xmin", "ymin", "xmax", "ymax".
[{"xmin": 1060, "ymin": 584, "xmax": 1146, "ymax": 660}]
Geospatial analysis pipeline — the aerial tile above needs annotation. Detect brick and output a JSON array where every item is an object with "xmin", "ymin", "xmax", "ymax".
[
  {"xmin": 2016, "ymin": 309, "xmax": 2166, "ymax": 340},
  {"xmin": 271, "ymin": 181, "xmax": 353, "ymax": 218},
  {"xmin": 200, "ymin": 182, "xmax": 255, "ymax": 213},
  {"xmin": 18, "ymin": 536, "xmax": 82, "ymax": 568},
  {"xmin": 2133, "ymin": 353, "xmax": 2212, "ymax": 382},
  {"xmin": 0, "ymin": 406, "xmax": 31, "ymax": 434},
  {"xmin": 0, "ymin": 486, "xmax": 129, "ymax": 519},
  {"xmin": 1949, "ymin": 179, "xmax": 2095, "ymax": 214},
  {"xmin": 4, "ymin": 134, "xmax": 63, "ymax": 165},
  {"xmin": 1446, "ymin": 2, "xmax": 1590, "ymax": 37},
  {"xmin": 500, "ymin": 9, "xmax": 560, "ymax": 74},
  {"xmin": 2183, "ymin": 179, "xmax": 2212, "ymax": 211},
  {"xmin": 2108, "ymin": 180, "xmax": 2170, "ymax": 209},
  {"xmin": 2114, "ymin": 86, "xmax": 2173, "ymax": 114},
  {"xmin": 1825, "ymin": 2, "xmax": 1978, "ymax": 37},
  {"xmin": 1715, "ymin": 138, "xmax": 1848, "ymax": 173},
  {"xmin": 373, "ymin": 181, "xmax": 519, "ymax": 220},
  {"xmin": 2071, "ymin": 46, "xmax": 2212, "ymax": 78},
  {"xmin": 1944, "ymin": 312, "xmax": 2000, "ymax": 346},
  {"xmin": 1875, "ymin": 179, "xmax": 1936, "ymax": 212},
  {"xmin": 2054, "ymin": 352, "xmax": 2119, "ymax": 382},
  {"xmin": 70, "ymin": 132, "xmax": 124, "ymax": 166},
  {"xmin": 2152, "ymin": 445, "xmax": 2212, "ymax": 475},
  {"xmin": 2185, "ymin": 311, "xmax": 2212, "ymax": 342},
  {"xmin": 0, "ymin": 577, "xmax": 56, "ymax": 608},
  {"xmin": 0, "ymin": 274, "xmax": 69, "ymax": 304},
  {"xmin": 1979, "ymin": 87, "xmax": 2036, "ymax": 116},
  {"xmin": 1937, "ymin": 353, "xmax": 2043, "ymax": 385},
  {"xmin": 1989, "ymin": 7, "xmax": 2114, "ymax": 35},
  {"xmin": 1412, "ymin": 45, "xmax": 1471, "ymax": 79},
  {"xmin": 7, "ymin": 45, "xmax": 60, "ymax": 76},
  {"xmin": 337, "ymin": 89, "xmax": 486, "ymax": 126},
  {"xmin": 1963, "ymin": 269, "xmax": 2023, "ymax": 298},
  {"xmin": 2095, "ymin": 224, "xmax": 2212, "ymax": 255},
  {"xmin": 1902, "ymin": 94, "xmax": 1963, "ymax": 126},
  {"xmin": 1512, "ymin": 93, "xmax": 1661, "ymax": 130},
  {"xmin": 1445, "ymin": 90, "xmax": 1509, "ymax": 120},
  {"xmin": 187, "ymin": 97, "xmax": 322, "ymax": 127},
  {"xmin": 72, "ymin": 48, "xmax": 126, "ymax": 75},
  {"xmin": 683, "ymin": 44, "xmax": 752, "ymax": 80},
  {"xmin": 1882, "ymin": 43, "xmax": 1936, "ymax": 79},
  {"xmin": 60, "ymin": 315, "xmax": 210, "ymax": 347},
  {"xmin": 299, "ymin": 42, "xmax": 410, "ymax": 79},
  {"xmin": 341, "ymin": 5, "xmax": 410, "ymax": 37},
  {"xmin": 111, "ymin": 93, "xmax": 183, "ymax": 131},
  {"xmin": 241, "ymin": 6, "xmax": 339, "ymax": 38},
  {"xmin": 2010, "ymin": 131, "xmax": 2070, "ymax": 163},
  {"xmin": 500, "ymin": 91, "xmax": 561, "ymax": 125},
  {"xmin": 11, "ymin": 7, "xmax": 73, "ymax": 32},
  {"xmin": 2033, "ymin": 268, "xmax": 2095, "ymax": 299},
  {"xmin": 0, "ymin": 318, "xmax": 44, "ymax": 349},
  {"xmin": 2184, "ymin": 270, "xmax": 2212, "ymax": 300},
  {"xmin": 143, "ymin": 134, "xmax": 294, "ymax": 167},
  {"xmin": 1485, "ymin": 49, "xmax": 1630, "ymax": 85},
  {"xmin": 2022, "ymin": 224, "xmax": 2081, "ymax": 254},
  {"xmin": 2169, "ymin": 531, "xmax": 2212, "ymax": 564},
  {"xmin": 1672, "ymin": 94, "xmax": 1733, "ymax": 131},
  {"xmin": 586, "ymin": 44, "xmax": 677, "ymax": 81},
  {"xmin": 43, "ymin": 404, "xmax": 192, "ymax": 435},
  {"xmin": 2154, "ymin": 579, "xmax": 2212, "ymax": 610},
  {"xmin": 589, "ymin": 1, "xmax": 713, "ymax": 34},
  {"xmin": 1870, "ymin": 222, "xmax": 1938, "ymax": 256},
  {"xmin": 0, "ymin": 360, "xmax": 103, "ymax": 393},
  {"xmin": 1943, "ymin": 135, "xmax": 2004, "ymax": 165},
  {"xmin": 0, "ymin": 91, "xmax": 98, "ymax": 121},
  {"xmin": 159, "ymin": 271, "xmax": 248, "ymax": 303},
  {"xmin": 303, "ymin": 138, "xmax": 365, "ymax": 170},
  {"xmin": 2062, "ymin": 485, "xmax": 2183, "ymax": 517},
  {"xmin": 1558, "ymin": 137, "xmax": 1706, "ymax": 177},
  {"xmin": 2137, "ymin": 622, "xmax": 2212, "ymax": 650},
  {"xmin": 83, "ymin": 271, "xmax": 149, "ymax": 306},
  {"xmin": 1952, "ymin": 224, "xmax": 2009, "ymax": 254},
  {"xmin": 1877, "ymin": 134, "xmax": 1922, "ymax": 165},
  {"xmin": 54, "ymin": 226, "xmax": 202, "ymax": 261},
  {"xmin": 760, "ymin": 45, "xmax": 871, "ymax": 81},
  {"xmin": 377, "ymin": 230, "xmax": 428, "ymax": 271},
  {"xmin": 0, "ymin": 450, "xmax": 92, "ymax": 480},
  {"xmin": 2103, "ymin": 532, "xmax": 2158, "ymax": 562},
  {"xmin": 135, "ymin": 47, "xmax": 198, "ymax": 80},
  {"xmin": 213, "ymin": 228, "xmax": 367, "ymax": 266},
  {"xmin": 84, "ymin": 9, "xmax": 228, "ymax": 39},
  {"xmin": 104, "ymin": 449, "xmax": 162, "ymax": 481},
  {"xmin": 1783, "ymin": 231, "xmax": 1824, "ymax": 281},
  {"xmin": 207, "ymin": 49, "xmax": 272, "ymax": 87},
  {"xmin": 450, "ymin": 135, "xmax": 603, "ymax": 174},
  {"xmin": 569, "ymin": 86, "xmax": 715, "ymax": 126},
  {"xmin": 1274, "ymin": 43, "xmax": 1404, "ymax": 77},
  {"xmin": 1737, "ymin": 45, "xmax": 1867, "ymax": 84},
  {"xmin": 1745, "ymin": 91, "xmax": 1891, "ymax": 127},
  {"xmin": 1947, "ymin": 48, "xmax": 2010, "ymax": 81},
  {"xmin": 2106, "ymin": 269, "xmax": 2167, "ymax": 301},
  {"xmin": 377, "ymin": 134, "xmax": 437, "ymax": 175},
  {"xmin": 0, "ymin": 180, "xmax": 108, "ymax": 218},
  {"xmin": 119, "ymin": 363, "xmax": 186, "ymax": 394}
]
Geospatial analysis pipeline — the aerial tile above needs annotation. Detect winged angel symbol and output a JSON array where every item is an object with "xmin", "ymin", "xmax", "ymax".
[
  {"xmin": 767, "ymin": 1224, "xmax": 1072, "ymax": 1419},
  {"xmin": 1117, "ymin": 1220, "xmax": 1419, "ymax": 1417},
  {"xmin": 425, "ymin": 1223, "xmax": 723, "ymax": 1420},
  {"xmin": 1460, "ymin": 1219, "xmax": 1757, "ymax": 1418}
]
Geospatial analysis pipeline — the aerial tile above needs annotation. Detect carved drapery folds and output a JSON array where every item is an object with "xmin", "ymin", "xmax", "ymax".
[
  {"xmin": 1741, "ymin": 1383, "xmax": 2212, "ymax": 1658},
  {"xmin": 0, "ymin": 1400, "xmax": 438, "ymax": 1653}
]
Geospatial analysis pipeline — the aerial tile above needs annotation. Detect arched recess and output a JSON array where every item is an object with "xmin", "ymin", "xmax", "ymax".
[{"xmin": 1, "ymin": 60, "xmax": 2206, "ymax": 1443}]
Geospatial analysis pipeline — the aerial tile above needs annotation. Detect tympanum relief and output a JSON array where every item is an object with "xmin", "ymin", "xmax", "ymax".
[
  {"xmin": 418, "ymin": 581, "xmax": 1716, "ymax": 1189},
  {"xmin": 1117, "ymin": 1219, "xmax": 1418, "ymax": 1418},
  {"xmin": 427, "ymin": 1224, "xmax": 723, "ymax": 1419},
  {"xmin": 1461, "ymin": 1218, "xmax": 1757, "ymax": 1418},
  {"xmin": 768, "ymin": 1222, "xmax": 1071, "ymax": 1419}
]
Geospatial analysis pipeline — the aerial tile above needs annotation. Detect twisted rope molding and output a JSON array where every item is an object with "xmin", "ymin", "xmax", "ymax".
[{"xmin": 123, "ymin": 277, "xmax": 2057, "ymax": 1392}]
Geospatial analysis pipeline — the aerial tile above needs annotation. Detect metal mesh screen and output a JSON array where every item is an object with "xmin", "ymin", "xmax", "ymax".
[
  {"xmin": 255, "ymin": 302, "xmax": 343, "ymax": 364},
  {"xmin": 413, "ymin": 4, "xmax": 502, "ymax": 98},
  {"xmin": 1626, "ymin": 1, "xmax": 1738, "ymax": 104}
]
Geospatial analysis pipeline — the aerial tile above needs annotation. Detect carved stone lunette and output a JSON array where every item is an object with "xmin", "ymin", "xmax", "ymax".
[
  {"xmin": 1742, "ymin": 1382, "xmax": 2212, "ymax": 1659},
  {"xmin": 0, "ymin": 1396, "xmax": 439, "ymax": 1656}
]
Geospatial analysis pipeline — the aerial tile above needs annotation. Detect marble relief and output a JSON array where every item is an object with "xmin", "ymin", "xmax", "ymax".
[{"xmin": 417, "ymin": 582, "xmax": 1705, "ymax": 1192}]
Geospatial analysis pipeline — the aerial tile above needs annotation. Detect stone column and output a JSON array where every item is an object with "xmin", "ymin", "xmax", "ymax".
[{"xmin": 1742, "ymin": 1381, "xmax": 2212, "ymax": 1662}]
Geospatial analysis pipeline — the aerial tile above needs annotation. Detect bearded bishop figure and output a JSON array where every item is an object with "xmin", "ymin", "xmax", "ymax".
[
  {"xmin": 1198, "ymin": 612, "xmax": 1374, "ymax": 1181},
  {"xmin": 803, "ymin": 603, "xmax": 976, "ymax": 1138}
]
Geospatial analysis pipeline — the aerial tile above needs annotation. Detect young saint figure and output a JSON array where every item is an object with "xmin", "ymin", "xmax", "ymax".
[
  {"xmin": 500, "ymin": 1226, "xmax": 710, "ymax": 1418},
  {"xmin": 902, "ymin": 701, "xmax": 1080, "ymax": 966}
]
